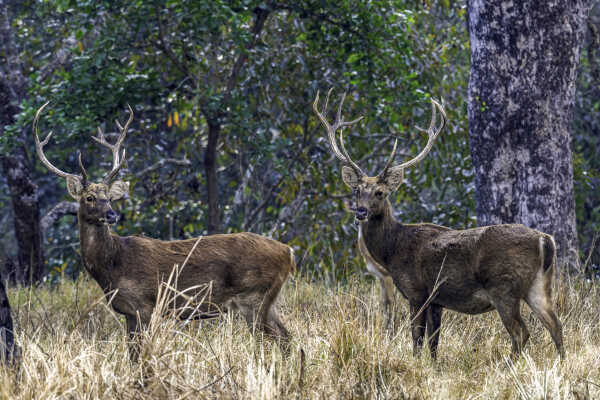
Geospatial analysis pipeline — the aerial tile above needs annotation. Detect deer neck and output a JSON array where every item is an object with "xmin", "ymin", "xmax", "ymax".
[
  {"xmin": 78, "ymin": 212, "xmax": 118, "ymax": 286},
  {"xmin": 359, "ymin": 198, "xmax": 399, "ymax": 266}
]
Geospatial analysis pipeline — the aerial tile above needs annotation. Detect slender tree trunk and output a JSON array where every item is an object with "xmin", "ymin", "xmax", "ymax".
[
  {"xmin": 204, "ymin": 120, "xmax": 221, "ymax": 234},
  {"xmin": 0, "ymin": 152, "xmax": 45, "ymax": 284},
  {"xmin": 467, "ymin": 0, "xmax": 591, "ymax": 271},
  {"xmin": 0, "ymin": 80, "xmax": 44, "ymax": 284},
  {"xmin": 0, "ymin": 279, "xmax": 18, "ymax": 364}
]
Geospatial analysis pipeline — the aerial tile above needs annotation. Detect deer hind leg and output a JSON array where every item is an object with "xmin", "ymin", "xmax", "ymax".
[
  {"xmin": 426, "ymin": 304, "xmax": 443, "ymax": 360},
  {"xmin": 525, "ymin": 268, "xmax": 565, "ymax": 358},
  {"xmin": 236, "ymin": 278, "xmax": 291, "ymax": 353},
  {"xmin": 409, "ymin": 302, "xmax": 427, "ymax": 357},
  {"xmin": 494, "ymin": 300, "xmax": 530, "ymax": 358}
]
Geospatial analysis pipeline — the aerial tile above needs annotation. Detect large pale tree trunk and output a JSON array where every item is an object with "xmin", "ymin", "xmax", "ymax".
[{"xmin": 467, "ymin": 0, "xmax": 591, "ymax": 271}]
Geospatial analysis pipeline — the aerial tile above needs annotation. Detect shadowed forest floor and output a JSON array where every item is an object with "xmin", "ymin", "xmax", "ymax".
[{"xmin": 0, "ymin": 274, "xmax": 598, "ymax": 399}]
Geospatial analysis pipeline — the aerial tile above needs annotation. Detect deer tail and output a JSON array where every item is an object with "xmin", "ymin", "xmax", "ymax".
[
  {"xmin": 540, "ymin": 234, "xmax": 556, "ymax": 272},
  {"xmin": 289, "ymin": 247, "xmax": 297, "ymax": 276}
]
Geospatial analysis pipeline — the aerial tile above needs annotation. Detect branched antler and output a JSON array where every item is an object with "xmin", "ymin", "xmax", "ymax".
[
  {"xmin": 92, "ymin": 104, "xmax": 133, "ymax": 183},
  {"xmin": 313, "ymin": 89, "xmax": 365, "ymax": 176},
  {"xmin": 33, "ymin": 101, "xmax": 85, "ymax": 184},
  {"xmin": 385, "ymin": 98, "xmax": 446, "ymax": 174}
]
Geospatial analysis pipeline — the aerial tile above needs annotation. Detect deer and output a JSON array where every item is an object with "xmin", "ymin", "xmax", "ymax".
[
  {"xmin": 313, "ymin": 89, "xmax": 564, "ymax": 360},
  {"xmin": 33, "ymin": 103, "xmax": 294, "ymax": 358}
]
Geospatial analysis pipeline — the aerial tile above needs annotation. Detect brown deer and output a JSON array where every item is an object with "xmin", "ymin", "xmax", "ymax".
[
  {"xmin": 33, "ymin": 103, "xmax": 294, "ymax": 356},
  {"xmin": 313, "ymin": 90, "xmax": 564, "ymax": 359}
]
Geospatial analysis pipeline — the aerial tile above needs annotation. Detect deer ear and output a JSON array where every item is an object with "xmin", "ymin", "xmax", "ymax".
[
  {"xmin": 109, "ymin": 181, "xmax": 130, "ymax": 201},
  {"xmin": 66, "ymin": 176, "xmax": 83, "ymax": 200},
  {"xmin": 341, "ymin": 166, "xmax": 361, "ymax": 188},
  {"xmin": 381, "ymin": 169, "xmax": 404, "ymax": 192}
]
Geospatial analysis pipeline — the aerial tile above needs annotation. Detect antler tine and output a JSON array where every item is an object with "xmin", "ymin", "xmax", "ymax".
[
  {"xmin": 313, "ymin": 89, "xmax": 365, "ymax": 175},
  {"xmin": 388, "ymin": 98, "xmax": 446, "ymax": 172},
  {"xmin": 377, "ymin": 133, "xmax": 399, "ymax": 180},
  {"xmin": 338, "ymin": 128, "xmax": 366, "ymax": 175},
  {"xmin": 33, "ymin": 102, "xmax": 82, "ymax": 181},
  {"xmin": 313, "ymin": 90, "xmax": 347, "ymax": 163},
  {"xmin": 77, "ymin": 151, "xmax": 88, "ymax": 186},
  {"xmin": 92, "ymin": 104, "xmax": 133, "ymax": 184},
  {"xmin": 103, "ymin": 148, "xmax": 127, "ymax": 184}
]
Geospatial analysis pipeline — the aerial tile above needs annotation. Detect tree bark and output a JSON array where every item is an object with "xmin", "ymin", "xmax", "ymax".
[
  {"xmin": 467, "ymin": 0, "xmax": 591, "ymax": 271},
  {"xmin": 0, "ymin": 152, "xmax": 45, "ymax": 284},
  {"xmin": 0, "ymin": 279, "xmax": 19, "ymax": 364},
  {"xmin": 0, "ymin": 78, "xmax": 44, "ymax": 284}
]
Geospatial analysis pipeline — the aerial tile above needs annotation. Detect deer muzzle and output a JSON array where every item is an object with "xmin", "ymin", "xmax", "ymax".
[
  {"xmin": 105, "ymin": 209, "xmax": 119, "ymax": 224},
  {"xmin": 355, "ymin": 207, "xmax": 368, "ymax": 221}
]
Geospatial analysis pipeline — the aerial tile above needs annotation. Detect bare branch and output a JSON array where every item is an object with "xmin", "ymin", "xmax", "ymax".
[
  {"xmin": 135, "ymin": 157, "xmax": 191, "ymax": 178},
  {"xmin": 40, "ymin": 201, "xmax": 79, "ymax": 233}
]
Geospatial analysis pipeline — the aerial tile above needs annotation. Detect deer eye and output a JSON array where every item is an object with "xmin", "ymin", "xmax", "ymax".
[
  {"xmin": 375, "ymin": 191, "xmax": 384, "ymax": 198},
  {"xmin": 86, "ymin": 196, "xmax": 94, "ymax": 202}
]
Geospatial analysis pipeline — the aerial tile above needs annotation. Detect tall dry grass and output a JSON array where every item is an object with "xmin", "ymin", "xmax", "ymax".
[{"xmin": 0, "ymin": 272, "xmax": 598, "ymax": 399}]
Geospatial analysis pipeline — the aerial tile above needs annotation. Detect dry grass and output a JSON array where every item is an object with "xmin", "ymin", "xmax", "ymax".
[{"xmin": 0, "ymin": 273, "xmax": 599, "ymax": 399}]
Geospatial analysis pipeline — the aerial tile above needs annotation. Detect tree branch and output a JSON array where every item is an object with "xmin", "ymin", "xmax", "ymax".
[
  {"xmin": 135, "ymin": 157, "xmax": 191, "ymax": 178},
  {"xmin": 40, "ymin": 201, "xmax": 79, "ymax": 233}
]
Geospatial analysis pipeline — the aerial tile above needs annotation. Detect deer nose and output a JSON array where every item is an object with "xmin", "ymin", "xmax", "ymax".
[
  {"xmin": 355, "ymin": 207, "xmax": 368, "ymax": 220},
  {"xmin": 105, "ymin": 209, "xmax": 119, "ymax": 224}
]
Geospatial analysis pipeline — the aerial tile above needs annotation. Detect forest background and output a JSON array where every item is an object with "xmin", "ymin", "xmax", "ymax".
[{"xmin": 1, "ymin": 0, "xmax": 599, "ymax": 285}]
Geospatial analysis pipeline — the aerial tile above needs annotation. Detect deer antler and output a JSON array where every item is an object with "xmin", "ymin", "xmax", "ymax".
[
  {"xmin": 33, "ymin": 102, "xmax": 86, "ymax": 184},
  {"xmin": 313, "ymin": 89, "xmax": 365, "ymax": 176},
  {"xmin": 92, "ymin": 104, "xmax": 133, "ymax": 184},
  {"xmin": 382, "ymin": 98, "xmax": 446, "ymax": 176}
]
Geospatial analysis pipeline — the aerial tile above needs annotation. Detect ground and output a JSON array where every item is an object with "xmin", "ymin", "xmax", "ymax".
[{"xmin": 0, "ymin": 273, "xmax": 598, "ymax": 399}]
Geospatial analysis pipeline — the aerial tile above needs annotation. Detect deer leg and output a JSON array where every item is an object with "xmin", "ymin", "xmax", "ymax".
[
  {"xmin": 525, "ymin": 295, "xmax": 564, "ymax": 358},
  {"xmin": 125, "ymin": 312, "xmax": 150, "ymax": 362},
  {"xmin": 426, "ymin": 304, "xmax": 443, "ymax": 360},
  {"xmin": 494, "ymin": 300, "xmax": 530, "ymax": 358},
  {"xmin": 126, "ymin": 314, "xmax": 141, "ymax": 362},
  {"xmin": 264, "ymin": 307, "xmax": 291, "ymax": 355},
  {"xmin": 409, "ymin": 302, "xmax": 426, "ymax": 357},
  {"xmin": 380, "ymin": 275, "xmax": 396, "ymax": 331},
  {"xmin": 236, "ymin": 285, "xmax": 290, "ymax": 354}
]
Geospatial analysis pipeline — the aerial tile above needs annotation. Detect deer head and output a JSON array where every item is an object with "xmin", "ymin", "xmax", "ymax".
[
  {"xmin": 33, "ymin": 102, "xmax": 133, "ymax": 226},
  {"xmin": 313, "ymin": 89, "xmax": 446, "ymax": 221}
]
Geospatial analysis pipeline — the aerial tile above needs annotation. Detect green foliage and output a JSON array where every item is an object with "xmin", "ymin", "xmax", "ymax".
[
  {"xmin": 3, "ymin": 0, "xmax": 472, "ymax": 280},
  {"xmin": 573, "ymin": 8, "xmax": 600, "ymax": 272},
  {"xmin": 4, "ymin": 0, "xmax": 596, "ymax": 280}
]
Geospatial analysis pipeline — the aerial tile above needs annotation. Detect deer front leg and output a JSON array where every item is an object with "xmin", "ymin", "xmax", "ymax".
[
  {"xmin": 426, "ymin": 304, "xmax": 443, "ymax": 360},
  {"xmin": 380, "ymin": 275, "xmax": 396, "ymax": 331},
  {"xmin": 126, "ymin": 313, "xmax": 150, "ymax": 362},
  {"xmin": 409, "ymin": 301, "xmax": 426, "ymax": 357}
]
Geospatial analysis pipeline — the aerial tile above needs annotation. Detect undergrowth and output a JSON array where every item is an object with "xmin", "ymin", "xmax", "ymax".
[{"xmin": 0, "ymin": 273, "xmax": 599, "ymax": 399}]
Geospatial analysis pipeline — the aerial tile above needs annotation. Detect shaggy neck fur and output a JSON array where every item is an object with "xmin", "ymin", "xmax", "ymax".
[
  {"xmin": 78, "ymin": 209, "xmax": 118, "ymax": 289},
  {"xmin": 360, "ymin": 198, "xmax": 402, "ymax": 266}
]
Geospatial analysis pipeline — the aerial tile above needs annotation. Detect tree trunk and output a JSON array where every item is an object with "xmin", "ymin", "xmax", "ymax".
[
  {"xmin": 0, "ymin": 153, "xmax": 45, "ymax": 284},
  {"xmin": 467, "ymin": 0, "xmax": 591, "ymax": 271},
  {"xmin": 0, "ymin": 279, "xmax": 18, "ymax": 364},
  {"xmin": 204, "ymin": 120, "xmax": 221, "ymax": 234},
  {"xmin": 0, "ymin": 81, "xmax": 45, "ymax": 284},
  {"xmin": 1, "ymin": 1, "xmax": 46, "ymax": 284}
]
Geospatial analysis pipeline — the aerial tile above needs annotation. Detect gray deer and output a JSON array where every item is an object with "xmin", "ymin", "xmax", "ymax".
[{"xmin": 313, "ymin": 90, "xmax": 564, "ymax": 359}]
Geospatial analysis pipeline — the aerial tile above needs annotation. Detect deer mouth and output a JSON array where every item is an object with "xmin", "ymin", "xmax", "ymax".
[{"xmin": 355, "ymin": 207, "xmax": 369, "ymax": 221}]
